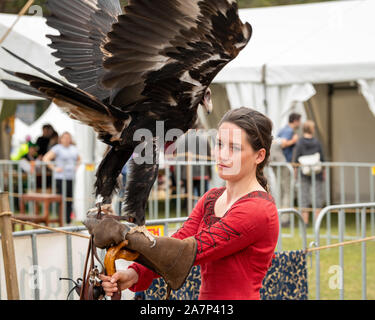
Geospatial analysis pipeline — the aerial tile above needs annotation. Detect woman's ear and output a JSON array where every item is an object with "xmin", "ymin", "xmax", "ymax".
[{"xmin": 255, "ymin": 148, "xmax": 266, "ymax": 165}]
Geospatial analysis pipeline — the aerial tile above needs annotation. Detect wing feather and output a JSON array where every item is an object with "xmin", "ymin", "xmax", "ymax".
[
  {"xmin": 102, "ymin": 0, "xmax": 252, "ymax": 108},
  {"xmin": 45, "ymin": 0, "xmax": 251, "ymax": 111},
  {"xmin": 45, "ymin": 0, "xmax": 122, "ymax": 101}
]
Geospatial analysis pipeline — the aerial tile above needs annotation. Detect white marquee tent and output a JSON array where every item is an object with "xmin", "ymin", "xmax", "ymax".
[
  {"xmin": 0, "ymin": 13, "xmax": 58, "ymax": 100},
  {"xmin": 215, "ymin": 0, "xmax": 375, "ymax": 133},
  {"xmin": 3, "ymin": 0, "xmax": 375, "ymax": 134}
]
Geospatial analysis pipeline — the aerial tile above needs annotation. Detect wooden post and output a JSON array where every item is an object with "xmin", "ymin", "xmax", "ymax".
[{"xmin": 0, "ymin": 192, "xmax": 20, "ymax": 300}]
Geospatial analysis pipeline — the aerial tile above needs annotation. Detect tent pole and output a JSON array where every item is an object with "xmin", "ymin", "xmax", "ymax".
[
  {"xmin": 0, "ymin": 0, "xmax": 35, "ymax": 45},
  {"xmin": 262, "ymin": 64, "xmax": 268, "ymax": 115},
  {"xmin": 328, "ymin": 84, "xmax": 334, "ymax": 162}
]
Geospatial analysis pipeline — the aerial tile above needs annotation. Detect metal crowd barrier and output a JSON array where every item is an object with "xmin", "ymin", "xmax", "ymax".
[
  {"xmin": 1, "ymin": 160, "xmax": 374, "ymax": 239},
  {"xmin": 277, "ymin": 208, "xmax": 307, "ymax": 252},
  {"xmin": 0, "ymin": 160, "xmax": 76, "ymax": 224},
  {"xmin": 313, "ymin": 202, "xmax": 375, "ymax": 300},
  {"xmin": 2, "ymin": 205, "xmax": 375, "ymax": 300},
  {"xmin": 1, "ymin": 209, "xmax": 304, "ymax": 300}
]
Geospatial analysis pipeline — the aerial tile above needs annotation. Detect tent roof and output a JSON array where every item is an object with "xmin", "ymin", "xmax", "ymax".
[
  {"xmin": 12, "ymin": 102, "xmax": 77, "ymax": 151},
  {"xmin": 214, "ymin": 0, "xmax": 375, "ymax": 85},
  {"xmin": 0, "ymin": 13, "xmax": 59, "ymax": 100},
  {"xmin": 27, "ymin": 103, "xmax": 76, "ymax": 141},
  {"xmin": 2, "ymin": 1, "xmax": 375, "ymax": 97}
]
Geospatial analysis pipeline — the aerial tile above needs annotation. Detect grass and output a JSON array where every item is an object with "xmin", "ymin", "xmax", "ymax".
[{"xmin": 280, "ymin": 213, "xmax": 375, "ymax": 300}]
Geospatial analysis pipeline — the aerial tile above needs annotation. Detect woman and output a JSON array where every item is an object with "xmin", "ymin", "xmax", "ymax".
[
  {"xmin": 292, "ymin": 120, "xmax": 325, "ymax": 225},
  {"xmin": 100, "ymin": 107, "xmax": 279, "ymax": 300},
  {"xmin": 43, "ymin": 132, "xmax": 80, "ymax": 224}
]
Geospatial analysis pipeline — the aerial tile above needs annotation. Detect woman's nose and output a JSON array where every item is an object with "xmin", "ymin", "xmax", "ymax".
[{"xmin": 219, "ymin": 147, "xmax": 230, "ymax": 161}]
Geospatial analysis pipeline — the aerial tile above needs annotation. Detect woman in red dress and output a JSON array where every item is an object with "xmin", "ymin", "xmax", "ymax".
[{"xmin": 100, "ymin": 107, "xmax": 279, "ymax": 300}]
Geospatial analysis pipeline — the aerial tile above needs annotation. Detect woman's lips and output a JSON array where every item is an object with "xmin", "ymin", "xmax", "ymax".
[{"xmin": 217, "ymin": 163, "xmax": 230, "ymax": 168}]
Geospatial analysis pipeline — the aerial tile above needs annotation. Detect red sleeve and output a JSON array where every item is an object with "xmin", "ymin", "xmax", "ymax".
[
  {"xmin": 193, "ymin": 197, "xmax": 278, "ymax": 265},
  {"xmin": 127, "ymin": 189, "xmax": 209, "ymax": 292}
]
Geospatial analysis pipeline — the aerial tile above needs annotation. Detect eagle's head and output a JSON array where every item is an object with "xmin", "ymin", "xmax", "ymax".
[{"xmin": 200, "ymin": 87, "xmax": 213, "ymax": 115}]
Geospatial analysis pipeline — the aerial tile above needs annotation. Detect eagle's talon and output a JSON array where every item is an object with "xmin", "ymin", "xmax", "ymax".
[{"xmin": 86, "ymin": 204, "xmax": 115, "ymax": 218}]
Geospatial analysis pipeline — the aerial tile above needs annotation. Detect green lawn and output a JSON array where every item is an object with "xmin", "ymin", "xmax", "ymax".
[{"xmin": 280, "ymin": 213, "xmax": 375, "ymax": 300}]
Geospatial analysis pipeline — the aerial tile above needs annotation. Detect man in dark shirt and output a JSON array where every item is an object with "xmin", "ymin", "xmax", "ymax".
[{"xmin": 36, "ymin": 124, "xmax": 54, "ymax": 158}]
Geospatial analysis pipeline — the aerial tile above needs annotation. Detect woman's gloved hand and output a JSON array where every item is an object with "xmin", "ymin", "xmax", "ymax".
[{"xmin": 83, "ymin": 214, "xmax": 131, "ymax": 249}]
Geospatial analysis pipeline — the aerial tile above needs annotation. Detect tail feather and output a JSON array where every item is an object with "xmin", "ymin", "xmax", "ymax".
[
  {"xmin": 1, "ymin": 46, "xmax": 75, "ymax": 89},
  {"xmin": 0, "ymin": 79, "xmax": 46, "ymax": 99},
  {"xmin": 1, "ymin": 47, "xmax": 132, "ymax": 145},
  {"xmin": 1, "ymin": 47, "xmax": 128, "ymax": 119}
]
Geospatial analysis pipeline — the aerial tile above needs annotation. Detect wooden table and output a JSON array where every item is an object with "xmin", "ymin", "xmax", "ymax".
[{"xmin": 14, "ymin": 193, "xmax": 63, "ymax": 230}]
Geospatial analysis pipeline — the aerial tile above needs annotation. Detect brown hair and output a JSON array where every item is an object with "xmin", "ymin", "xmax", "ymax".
[
  {"xmin": 289, "ymin": 113, "xmax": 301, "ymax": 123},
  {"xmin": 218, "ymin": 107, "xmax": 273, "ymax": 192},
  {"xmin": 303, "ymin": 120, "xmax": 315, "ymax": 135}
]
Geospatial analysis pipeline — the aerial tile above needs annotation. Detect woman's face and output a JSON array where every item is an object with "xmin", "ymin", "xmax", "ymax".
[
  {"xmin": 61, "ymin": 133, "xmax": 72, "ymax": 146},
  {"xmin": 214, "ymin": 122, "xmax": 265, "ymax": 182}
]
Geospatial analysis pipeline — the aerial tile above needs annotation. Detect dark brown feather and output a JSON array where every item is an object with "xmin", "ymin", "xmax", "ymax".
[{"xmin": 46, "ymin": 0, "xmax": 122, "ymax": 101}]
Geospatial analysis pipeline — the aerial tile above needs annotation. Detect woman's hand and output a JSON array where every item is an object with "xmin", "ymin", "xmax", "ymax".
[
  {"xmin": 55, "ymin": 167, "xmax": 63, "ymax": 173},
  {"xmin": 99, "ymin": 268, "xmax": 139, "ymax": 297}
]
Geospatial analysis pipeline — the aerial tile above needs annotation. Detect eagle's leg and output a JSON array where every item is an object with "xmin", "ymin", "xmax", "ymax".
[
  {"xmin": 122, "ymin": 137, "xmax": 160, "ymax": 241},
  {"xmin": 88, "ymin": 146, "xmax": 134, "ymax": 216}
]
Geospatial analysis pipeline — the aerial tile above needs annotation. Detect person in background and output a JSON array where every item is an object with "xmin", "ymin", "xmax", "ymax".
[
  {"xmin": 277, "ymin": 113, "xmax": 301, "ymax": 163},
  {"xmin": 43, "ymin": 132, "xmax": 81, "ymax": 225},
  {"xmin": 292, "ymin": 120, "xmax": 325, "ymax": 225},
  {"xmin": 16, "ymin": 141, "xmax": 39, "ymax": 175},
  {"xmin": 11, "ymin": 135, "xmax": 33, "ymax": 161},
  {"xmin": 36, "ymin": 124, "xmax": 55, "ymax": 159},
  {"xmin": 269, "ymin": 137, "xmax": 291, "ymax": 227},
  {"xmin": 47, "ymin": 130, "xmax": 59, "ymax": 151},
  {"xmin": 23, "ymin": 142, "xmax": 39, "ymax": 161},
  {"xmin": 176, "ymin": 125, "xmax": 212, "ymax": 207}
]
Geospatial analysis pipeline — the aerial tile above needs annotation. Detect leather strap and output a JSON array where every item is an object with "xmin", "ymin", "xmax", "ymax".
[{"xmin": 79, "ymin": 237, "xmax": 92, "ymax": 300}]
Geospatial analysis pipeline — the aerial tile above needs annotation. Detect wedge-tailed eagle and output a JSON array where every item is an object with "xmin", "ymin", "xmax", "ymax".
[{"xmin": 1, "ymin": 0, "xmax": 252, "ymax": 225}]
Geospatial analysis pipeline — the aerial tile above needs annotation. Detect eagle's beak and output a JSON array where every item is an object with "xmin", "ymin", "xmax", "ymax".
[
  {"xmin": 205, "ymin": 100, "xmax": 213, "ymax": 115},
  {"xmin": 202, "ymin": 87, "xmax": 213, "ymax": 115}
]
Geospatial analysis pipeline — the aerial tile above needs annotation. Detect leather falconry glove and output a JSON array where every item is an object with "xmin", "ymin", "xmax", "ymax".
[{"xmin": 83, "ymin": 214, "xmax": 197, "ymax": 292}]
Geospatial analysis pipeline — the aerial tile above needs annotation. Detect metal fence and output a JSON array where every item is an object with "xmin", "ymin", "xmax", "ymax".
[
  {"xmin": 2, "ymin": 204, "xmax": 375, "ymax": 300},
  {"xmin": 312, "ymin": 202, "xmax": 375, "ymax": 300},
  {"xmin": 0, "ymin": 160, "xmax": 76, "ymax": 223},
  {"xmin": 0, "ymin": 208, "xmax": 304, "ymax": 300},
  {"xmin": 1, "ymin": 159, "xmax": 374, "ymax": 238}
]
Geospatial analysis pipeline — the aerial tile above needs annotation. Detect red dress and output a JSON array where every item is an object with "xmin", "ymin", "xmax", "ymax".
[{"xmin": 128, "ymin": 187, "xmax": 279, "ymax": 300}]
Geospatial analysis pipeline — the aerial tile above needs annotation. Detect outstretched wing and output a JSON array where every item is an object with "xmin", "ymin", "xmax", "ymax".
[
  {"xmin": 46, "ymin": 0, "xmax": 122, "ymax": 101},
  {"xmin": 102, "ymin": 0, "xmax": 252, "ymax": 109}
]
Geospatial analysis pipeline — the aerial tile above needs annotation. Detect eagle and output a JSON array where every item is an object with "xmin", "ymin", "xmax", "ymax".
[{"xmin": 1, "ymin": 0, "xmax": 252, "ymax": 226}]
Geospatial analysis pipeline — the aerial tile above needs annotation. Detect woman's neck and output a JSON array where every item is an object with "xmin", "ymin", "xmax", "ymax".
[{"xmin": 225, "ymin": 174, "xmax": 263, "ymax": 204}]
